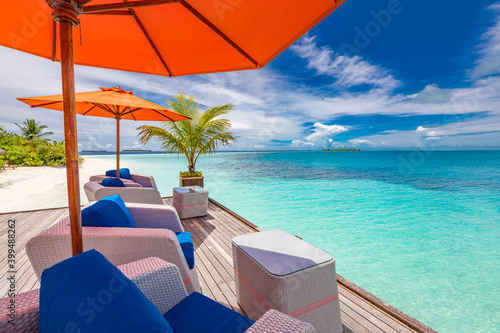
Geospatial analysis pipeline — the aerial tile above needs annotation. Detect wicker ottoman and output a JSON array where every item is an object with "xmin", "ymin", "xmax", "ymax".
[
  {"xmin": 172, "ymin": 186, "xmax": 209, "ymax": 219},
  {"xmin": 232, "ymin": 229, "xmax": 342, "ymax": 333}
]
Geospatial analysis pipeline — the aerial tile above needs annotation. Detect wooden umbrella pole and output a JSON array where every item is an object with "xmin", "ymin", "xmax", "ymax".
[
  {"xmin": 59, "ymin": 19, "xmax": 83, "ymax": 256},
  {"xmin": 116, "ymin": 117, "xmax": 120, "ymax": 179}
]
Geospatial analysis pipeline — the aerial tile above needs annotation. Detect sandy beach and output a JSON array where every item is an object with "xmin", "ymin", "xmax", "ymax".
[{"xmin": 0, "ymin": 157, "xmax": 115, "ymax": 213}]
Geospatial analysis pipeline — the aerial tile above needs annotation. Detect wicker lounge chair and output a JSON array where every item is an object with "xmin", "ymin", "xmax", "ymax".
[
  {"xmin": 84, "ymin": 181, "xmax": 164, "ymax": 205},
  {"xmin": 26, "ymin": 202, "xmax": 200, "ymax": 294},
  {"xmin": 90, "ymin": 173, "xmax": 157, "ymax": 188},
  {"xmin": 0, "ymin": 253, "xmax": 314, "ymax": 333},
  {"xmin": 90, "ymin": 168, "xmax": 157, "ymax": 188}
]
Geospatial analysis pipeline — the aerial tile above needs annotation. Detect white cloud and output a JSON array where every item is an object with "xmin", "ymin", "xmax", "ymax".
[
  {"xmin": 469, "ymin": 3, "xmax": 500, "ymax": 78},
  {"xmin": 79, "ymin": 137, "xmax": 114, "ymax": 152},
  {"xmin": 291, "ymin": 123, "xmax": 349, "ymax": 148},
  {"xmin": 305, "ymin": 123, "xmax": 349, "ymax": 142},
  {"xmin": 349, "ymin": 139, "xmax": 374, "ymax": 145},
  {"xmin": 290, "ymin": 35, "xmax": 400, "ymax": 90},
  {"xmin": 416, "ymin": 126, "xmax": 428, "ymax": 132},
  {"xmin": 412, "ymin": 84, "xmax": 451, "ymax": 104},
  {"xmin": 291, "ymin": 140, "xmax": 315, "ymax": 148}
]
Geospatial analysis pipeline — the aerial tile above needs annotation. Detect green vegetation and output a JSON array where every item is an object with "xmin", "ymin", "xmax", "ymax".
[
  {"xmin": 323, "ymin": 149, "xmax": 361, "ymax": 151},
  {"xmin": 137, "ymin": 93, "xmax": 236, "ymax": 174},
  {"xmin": 179, "ymin": 171, "xmax": 203, "ymax": 178},
  {"xmin": 0, "ymin": 120, "xmax": 81, "ymax": 167},
  {"xmin": 15, "ymin": 118, "xmax": 54, "ymax": 141}
]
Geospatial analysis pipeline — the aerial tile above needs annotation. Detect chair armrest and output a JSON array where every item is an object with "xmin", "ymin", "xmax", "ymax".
[
  {"xmin": 119, "ymin": 257, "xmax": 188, "ymax": 314},
  {"xmin": 246, "ymin": 309, "xmax": 315, "ymax": 333},
  {"xmin": 131, "ymin": 174, "xmax": 157, "ymax": 188},
  {"xmin": 27, "ymin": 227, "xmax": 197, "ymax": 293},
  {"xmin": 125, "ymin": 203, "xmax": 183, "ymax": 233},
  {"xmin": 0, "ymin": 289, "xmax": 39, "ymax": 333},
  {"xmin": 123, "ymin": 182, "xmax": 144, "ymax": 188}
]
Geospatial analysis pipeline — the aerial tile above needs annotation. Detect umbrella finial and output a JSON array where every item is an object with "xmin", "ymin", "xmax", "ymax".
[
  {"xmin": 100, "ymin": 86, "xmax": 134, "ymax": 95},
  {"xmin": 48, "ymin": 0, "xmax": 82, "ymax": 27}
]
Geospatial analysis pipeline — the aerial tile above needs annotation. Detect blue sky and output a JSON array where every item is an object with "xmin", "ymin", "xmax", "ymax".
[{"xmin": 1, "ymin": 0, "xmax": 499, "ymax": 150}]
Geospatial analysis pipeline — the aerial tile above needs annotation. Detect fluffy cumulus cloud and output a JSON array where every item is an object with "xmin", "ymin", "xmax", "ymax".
[
  {"xmin": 305, "ymin": 123, "xmax": 349, "ymax": 142},
  {"xmin": 290, "ymin": 35, "xmax": 400, "ymax": 91},
  {"xmin": 292, "ymin": 123, "xmax": 349, "ymax": 148}
]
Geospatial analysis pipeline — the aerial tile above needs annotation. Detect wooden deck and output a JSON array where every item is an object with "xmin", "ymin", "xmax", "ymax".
[{"xmin": 0, "ymin": 199, "xmax": 436, "ymax": 333}]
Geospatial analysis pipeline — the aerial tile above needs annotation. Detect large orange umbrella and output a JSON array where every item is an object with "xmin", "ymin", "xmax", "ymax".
[
  {"xmin": 0, "ymin": 0, "xmax": 346, "ymax": 255},
  {"xmin": 18, "ymin": 86, "xmax": 190, "ymax": 178}
]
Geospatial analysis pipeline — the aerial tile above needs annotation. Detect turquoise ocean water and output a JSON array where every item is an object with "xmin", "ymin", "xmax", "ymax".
[{"xmin": 88, "ymin": 150, "xmax": 500, "ymax": 332}]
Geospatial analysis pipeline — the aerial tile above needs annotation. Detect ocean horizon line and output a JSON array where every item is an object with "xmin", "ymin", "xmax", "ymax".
[{"xmin": 79, "ymin": 148, "xmax": 500, "ymax": 155}]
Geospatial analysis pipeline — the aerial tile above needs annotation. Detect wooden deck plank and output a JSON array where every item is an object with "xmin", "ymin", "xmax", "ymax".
[
  {"xmin": 340, "ymin": 285, "xmax": 414, "ymax": 333},
  {"xmin": 0, "ymin": 199, "xmax": 436, "ymax": 333}
]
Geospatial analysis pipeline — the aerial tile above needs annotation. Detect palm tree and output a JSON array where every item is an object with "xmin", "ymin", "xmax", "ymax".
[
  {"xmin": 14, "ymin": 119, "xmax": 54, "ymax": 141},
  {"xmin": 137, "ymin": 93, "xmax": 236, "ymax": 173}
]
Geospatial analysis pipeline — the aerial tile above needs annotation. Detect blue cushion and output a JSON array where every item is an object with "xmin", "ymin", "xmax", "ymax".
[
  {"xmin": 176, "ymin": 232, "xmax": 195, "ymax": 269},
  {"xmin": 39, "ymin": 249, "xmax": 173, "ymax": 333},
  {"xmin": 102, "ymin": 177, "xmax": 126, "ymax": 187},
  {"xmin": 106, "ymin": 168, "xmax": 132, "ymax": 180},
  {"xmin": 164, "ymin": 292, "xmax": 254, "ymax": 333},
  {"xmin": 82, "ymin": 195, "xmax": 137, "ymax": 228}
]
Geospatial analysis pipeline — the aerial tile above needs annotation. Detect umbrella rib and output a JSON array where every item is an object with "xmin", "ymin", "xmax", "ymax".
[
  {"xmin": 95, "ymin": 103, "xmax": 118, "ymax": 116},
  {"xmin": 29, "ymin": 101, "xmax": 61, "ymax": 108},
  {"xmin": 83, "ymin": 104, "xmax": 98, "ymax": 115},
  {"xmin": 151, "ymin": 109, "xmax": 176, "ymax": 122},
  {"xmin": 79, "ymin": 0, "xmax": 94, "ymax": 6},
  {"xmin": 83, "ymin": 0, "xmax": 176, "ymax": 13},
  {"xmin": 177, "ymin": 0, "xmax": 260, "ymax": 68},
  {"xmin": 84, "ymin": 10, "xmax": 132, "ymax": 16},
  {"xmin": 128, "ymin": 7, "xmax": 173, "ymax": 77},
  {"xmin": 120, "ymin": 106, "xmax": 131, "ymax": 118},
  {"xmin": 121, "ymin": 107, "xmax": 141, "ymax": 116}
]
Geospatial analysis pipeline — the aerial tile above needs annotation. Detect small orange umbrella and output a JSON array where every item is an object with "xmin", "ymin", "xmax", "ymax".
[
  {"xmin": 1, "ymin": 0, "xmax": 346, "ymax": 255},
  {"xmin": 18, "ymin": 86, "xmax": 190, "ymax": 178}
]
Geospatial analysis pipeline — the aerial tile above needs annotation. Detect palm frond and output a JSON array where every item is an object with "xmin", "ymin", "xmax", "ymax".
[{"xmin": 137, "ymin": 93, "xmax": 236, "ymax": 172}]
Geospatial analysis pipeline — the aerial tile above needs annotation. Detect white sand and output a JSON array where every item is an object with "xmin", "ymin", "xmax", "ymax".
[{"xmin": 0, "ymin": 157, "xmax": 115, "ymax": 213}]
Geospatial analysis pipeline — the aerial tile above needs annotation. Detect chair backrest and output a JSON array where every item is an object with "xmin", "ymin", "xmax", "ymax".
[{"xmin": 83, "ymin": 181, "xmax": 164, "ymax": 205}]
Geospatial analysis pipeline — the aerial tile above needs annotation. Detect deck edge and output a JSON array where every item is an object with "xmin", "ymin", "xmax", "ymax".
[{"xmin": 337, "ymin": 275, "xmax": 437, "ymax": 333}]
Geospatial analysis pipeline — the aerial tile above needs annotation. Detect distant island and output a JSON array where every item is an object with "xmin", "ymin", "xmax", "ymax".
[
  {"xmin": 122, "ymin": 149, "xmax": 152, "ymax": 152},
  {"xmin": 322, "ymin": 149, "xmax": 361, "ymax": 151}
]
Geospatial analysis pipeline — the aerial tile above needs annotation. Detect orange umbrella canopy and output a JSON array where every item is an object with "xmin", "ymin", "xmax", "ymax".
[
  {"xmin": 2, "ymin": 0, "xmax": 347, "ymax": 256},
  {"xmin": 17, "ymin": 86, "xmax": 189, "ymax": 121},
  {"xmin": 0, "ymin": 0, "xmax": 345, "ymax": 77},
  {"xmin": 18, "ymin": 86, "xmax": 190, "ymax": 178}
]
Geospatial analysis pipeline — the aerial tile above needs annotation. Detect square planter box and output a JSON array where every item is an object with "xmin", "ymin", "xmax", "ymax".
[{"xmin": 179, "ymin": 176, "xmax": 204, "ymax": 188}]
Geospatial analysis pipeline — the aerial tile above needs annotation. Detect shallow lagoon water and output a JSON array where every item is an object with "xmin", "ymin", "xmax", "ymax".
[{"xmin": 89, "ymin": 150, "xmax": 500, "ymax": 332}]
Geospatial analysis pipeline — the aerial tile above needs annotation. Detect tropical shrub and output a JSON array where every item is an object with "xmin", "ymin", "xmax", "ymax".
[{"xmin": 0, "ymin": 129, "xmax": 81, "ymax": 167}]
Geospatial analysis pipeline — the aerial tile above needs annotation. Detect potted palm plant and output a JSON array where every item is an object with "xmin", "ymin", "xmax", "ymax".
[{"xmin": 137, "ymin": 93, "xmax": 236, "ymax": 187}]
